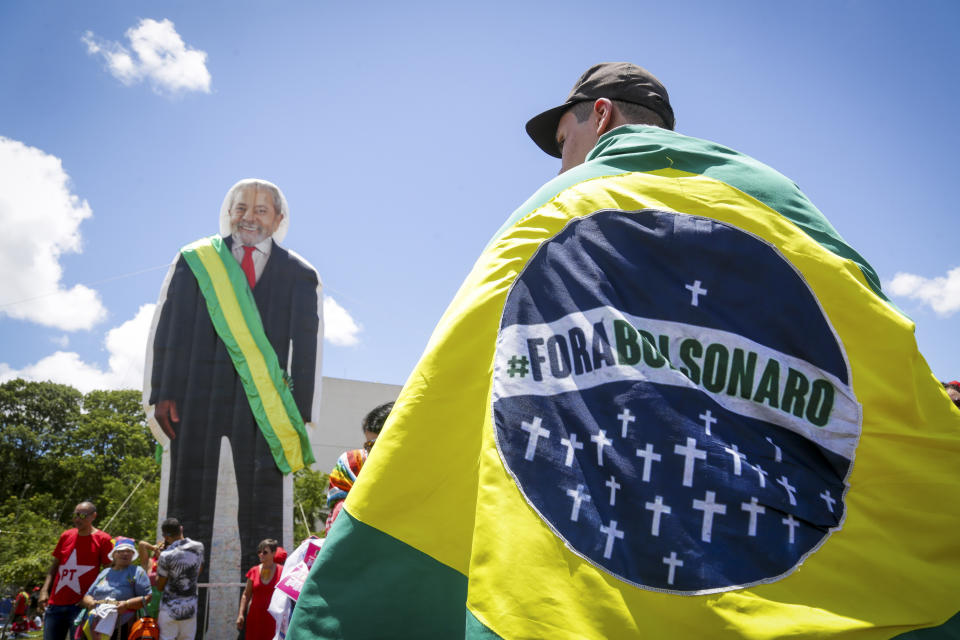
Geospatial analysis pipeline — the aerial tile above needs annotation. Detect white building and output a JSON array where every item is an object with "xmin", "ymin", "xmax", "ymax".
[{"xmin": 310, "ymin": 376, "xmax": 403, "ymax": 472}]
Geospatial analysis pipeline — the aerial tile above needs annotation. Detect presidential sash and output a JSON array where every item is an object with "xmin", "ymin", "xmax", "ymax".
[{"xmin": 180, "ymin": 235, "xmax": 314, "ymax": 474}]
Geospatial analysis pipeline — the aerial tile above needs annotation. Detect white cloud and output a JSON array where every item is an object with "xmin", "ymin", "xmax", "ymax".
[
  {"xmin": 103, "ymin": 303, "xmax": 156, "ymax": 386},
  {"xmin": 82, "ymin": 18, "xmax": 211, "ymax": 96},
  {"xmin": 0, "ymin": 304, "xmax": 155, "ymax": 392},
  {"xmin": 887, "ymin": 266, "xmax": 960, "ymax": 316},
  {"xmin": 324, "ymin": 296, "xmax": 361, "ymax": 346},
  {"xmin": 0, "ymin": 137, "xmax": 107, "ymax": 330},
  {"xmin": 1, "ymin": 298, "xmax": 358, "ymax": 391},
  {"xmin": 51, "ymin": 335, "xmax": 70, "ymax": 348}
]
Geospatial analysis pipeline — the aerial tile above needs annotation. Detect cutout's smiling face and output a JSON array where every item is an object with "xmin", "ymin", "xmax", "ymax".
[{"xmin": 229, "ymin": 186, "xmax": 283, "ymax": 245}]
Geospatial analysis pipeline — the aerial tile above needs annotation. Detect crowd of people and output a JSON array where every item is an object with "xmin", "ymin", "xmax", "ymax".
[
  {"xmin": 27, "ymin": 500, "xmax": 283, "ymax": 640},
  {"xmin": 0, "ymin": 586, "xmax": 41, "ymax": 637},
  {"xmin": 33, "ymin": 505, "xmax": 202, "ymax": 640},
  {"xmin": 8, "ymin": 401, "xmax": 394, "ymax": 640}
]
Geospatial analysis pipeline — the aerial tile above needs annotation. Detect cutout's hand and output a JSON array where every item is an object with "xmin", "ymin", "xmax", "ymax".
[{"xmin": 156, "ymin": 399, "xmax": 180, "ymax": 440}]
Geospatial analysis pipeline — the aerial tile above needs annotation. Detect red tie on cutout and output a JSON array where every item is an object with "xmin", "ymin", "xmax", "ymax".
[{"xmin": 241, "ymin": 246, "xmax": 256, "ymax": 289}]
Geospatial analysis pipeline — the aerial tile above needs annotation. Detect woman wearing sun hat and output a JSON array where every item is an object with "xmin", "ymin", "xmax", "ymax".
[{"xmin": 78, "ymin": 537, "xmax": 152, "ymax": 640}]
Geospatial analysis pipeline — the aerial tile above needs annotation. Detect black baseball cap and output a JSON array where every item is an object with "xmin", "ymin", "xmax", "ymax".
[{"xmin": 526, "ymin": 62, "xmax": 675, "ymax": 158}]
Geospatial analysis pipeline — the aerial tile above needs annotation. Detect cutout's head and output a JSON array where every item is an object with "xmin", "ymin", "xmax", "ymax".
[{"xmin": 219, "ymin": 178, "xmax": 290, "ymax": 244}]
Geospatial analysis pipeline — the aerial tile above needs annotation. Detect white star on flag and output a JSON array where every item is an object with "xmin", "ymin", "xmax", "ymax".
[{"xmin": 54, "ymin": 549, "xmax": 97, "ymax": 595}]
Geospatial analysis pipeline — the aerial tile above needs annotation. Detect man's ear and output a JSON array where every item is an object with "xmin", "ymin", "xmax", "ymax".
[{"xmin": 593, "ymin": 98, "xmax": 615, "ymax": 136}]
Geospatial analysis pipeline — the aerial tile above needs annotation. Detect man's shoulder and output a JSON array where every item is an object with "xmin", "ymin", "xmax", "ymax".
[
  {"xmin": 158, "ymin": 540, "xmax": 180, "ymax": 560},
  {"xmin": 500, "ymin": 126, "xmax": 802, "ymax": 243},
  {"xmin": 169, "ymin": 235, "xmax": 228, "ymax": 271},
  {"xmin": 58, "ymin": 528, "xmax": 78, "ymax": 542},
  {"xmin": 272, "ymin": 243, "xmax": 319, "ymax": 279},
  {"xmin": 162, "ymin": 537, "xmax": 204, "ymax": 557},
  {"xmin": 54, "ymin": 528, "xmax": 78, "ymax": 550},
  {"xmin": 181, "ymin": 537, "xmax": 204, "ymax": 554},
  {"xmin": 166, "ymin": 250, "xmax": 195, "ymax": 282},
  {"xmin": 91, "ymin": 529, "xmax": 113, "ymax": 544}
]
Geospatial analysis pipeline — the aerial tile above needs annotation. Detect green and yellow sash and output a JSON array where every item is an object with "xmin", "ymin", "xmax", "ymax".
[{"xmin": 180, "ymin": 235, "xmax": 314, "ymax": 474}]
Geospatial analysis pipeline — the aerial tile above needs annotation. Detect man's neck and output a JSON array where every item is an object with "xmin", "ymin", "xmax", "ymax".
[
  {"xmin": 77, "ymin": 525, "xmax": 94, "ymax": 536},
  {"xmin": 231, "ymin": 235, "xmax": 273, "ymax": 252}
]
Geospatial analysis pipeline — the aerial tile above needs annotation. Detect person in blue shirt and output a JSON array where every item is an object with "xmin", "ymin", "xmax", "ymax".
[{"xmin": 79, "ymin": 538, "xmax": 151, "ymax": 640}]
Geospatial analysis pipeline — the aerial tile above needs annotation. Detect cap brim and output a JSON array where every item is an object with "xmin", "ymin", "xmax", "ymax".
[{"xmin": 525, "ymin": 102, "xmax": 575, "ymax": 158}]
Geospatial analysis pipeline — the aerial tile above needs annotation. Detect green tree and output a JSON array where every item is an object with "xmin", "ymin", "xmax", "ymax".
[
  {"xmin": 0, "ymin": 380, "xmax": 160, "ymax": 589},
  {"xmin": 0, "ymin": 379, "xmax": 83, "ymax": 508},
  {"xmin": 293, "ymin": 467, "xmax": 329, "ymax": 542},
  {"xmin": 0, "ymin": 504, "xmax": 61, "ymax": 589},
  {"xmin": 0, "ymin": 379, "xmax": 330, "ymax": 588},
  {"xmin": 63, "ymin": 389, "xmax": 159, "ymax": 540}
]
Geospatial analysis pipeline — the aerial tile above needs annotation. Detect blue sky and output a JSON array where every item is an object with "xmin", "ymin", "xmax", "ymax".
[{"xmin": 1, "ymin": 0, "xmax": 957, "ymax": 392}]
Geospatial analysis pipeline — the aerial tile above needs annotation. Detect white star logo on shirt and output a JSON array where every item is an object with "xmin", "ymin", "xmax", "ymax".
[{"xmin": 54, "ymin": 549, "xmax": 96, "ymax": 596}]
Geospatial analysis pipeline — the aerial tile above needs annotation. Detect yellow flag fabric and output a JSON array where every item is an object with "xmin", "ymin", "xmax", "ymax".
[{"xmin": 289, "ymin": 125, "xmax": 960, "ymax": 640}]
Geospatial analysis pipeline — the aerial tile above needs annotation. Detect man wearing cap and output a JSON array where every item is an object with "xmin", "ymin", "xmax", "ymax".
[
  {"xmin": 144, "ymin": 179, "xmax": 323, "ymax": 635},
  {"xmin": 38, "ymin": 501, "xmax": 113, "ymax": 640},
  {"xmin": 286, "ymin": 62, "xmax": 960, "ymax": 638}
]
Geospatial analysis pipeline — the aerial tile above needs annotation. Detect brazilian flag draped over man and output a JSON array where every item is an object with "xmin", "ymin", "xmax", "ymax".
[{"xmin": 288, "ymin": 66, "xmax": 960, "ymax": 639}]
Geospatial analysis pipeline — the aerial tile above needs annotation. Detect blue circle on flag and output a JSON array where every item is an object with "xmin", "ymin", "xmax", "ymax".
[{"xmin": 492, "ymin": 209, "xmax": 859, "ymax": 594}]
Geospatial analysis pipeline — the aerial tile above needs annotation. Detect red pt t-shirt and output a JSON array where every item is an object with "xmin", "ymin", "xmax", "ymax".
[{"xmin": 48, "ymin": 528, "xmax": 113, "ymax": 606}]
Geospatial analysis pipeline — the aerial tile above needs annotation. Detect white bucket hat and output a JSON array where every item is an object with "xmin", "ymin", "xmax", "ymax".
[{"xmin": 107, "ymin": 537, "xmax": 139, "ymax": 562}]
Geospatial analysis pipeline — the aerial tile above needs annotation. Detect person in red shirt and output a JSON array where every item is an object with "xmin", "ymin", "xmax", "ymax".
[
  {"xmin": 38, "ymin": 501, "xmax": 113, "ymax": 640},
  {"xmin": 11, "ymin": 588, "xmax": 29, "ymax": 636},
  {"xmin": 13, "ymin": 588, "xmax": 28, "ymax": 616},
  {"xmin": 235, "ymin": 539, "xmax": 283, "ymax": 640}
]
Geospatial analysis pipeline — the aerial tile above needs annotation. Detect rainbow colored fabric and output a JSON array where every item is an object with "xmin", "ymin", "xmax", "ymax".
[
  {"xmin": 326, "ymin": 448, "xmax": 368, "ymax": 507},
  {"xmin": 288, "ymin": 126, "xmax": 960, "ymax": 639},
  {"xmin": 76, "ymin": 613, "xmax": 95, "ymax": 640}
]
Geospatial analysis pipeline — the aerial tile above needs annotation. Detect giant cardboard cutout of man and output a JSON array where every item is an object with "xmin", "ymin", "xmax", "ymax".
[{"xmin": 143, "ymin": 179, "xmax": 322, "ymax": 637}]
